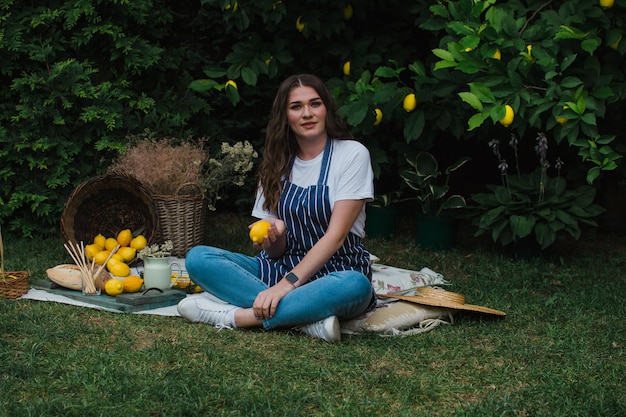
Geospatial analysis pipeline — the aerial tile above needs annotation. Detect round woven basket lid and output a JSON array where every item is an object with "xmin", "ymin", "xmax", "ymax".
[
  {"xmin": 60, "ymin": 173, "xmax": 159, "ymax": 245},
  {"xmin": 382, "ymin": 287, "xmax": 506, "ymax": 316}
]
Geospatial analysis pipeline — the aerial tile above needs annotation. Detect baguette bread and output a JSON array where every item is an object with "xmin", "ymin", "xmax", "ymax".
[
  {"xmin": 46, "ymin": 264, "xmax": 82, "ymax": 290},
  {"xmin": 46, "ymin": 264, "xmax": 112, "ymax": 291}
]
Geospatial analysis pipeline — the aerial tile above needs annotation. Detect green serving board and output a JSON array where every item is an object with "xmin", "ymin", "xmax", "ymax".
[{"xmin": 33, "ymin": 279, "xmax": 186, "ymax": 313}]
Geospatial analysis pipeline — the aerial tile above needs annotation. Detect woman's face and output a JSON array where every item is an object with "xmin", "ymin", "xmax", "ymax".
[{"xmin": 286, "ymin": 85, "xmax": 327, "ymax": 143}]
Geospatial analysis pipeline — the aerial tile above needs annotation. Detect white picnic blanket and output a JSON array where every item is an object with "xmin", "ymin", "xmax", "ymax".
[{"xmin": 19, "ymin": 257, "xmax": 450, "ymax": 318}]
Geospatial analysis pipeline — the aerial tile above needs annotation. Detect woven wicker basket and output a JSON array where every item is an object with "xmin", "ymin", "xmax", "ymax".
[
  {"xmin": 0, "ymin": 271, "xmax": 29, "ymax": 299},
  {"xmin": 153, "ymin": 183, "xmax": 206, "ymax": 257},
  {"xmin": 60, "ymin": 173, "xmax": 159, "ymax": 246}
]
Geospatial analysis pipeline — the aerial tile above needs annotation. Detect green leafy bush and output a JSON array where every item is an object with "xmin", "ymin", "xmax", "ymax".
[{"xmin": 469, "ymin": 133, "xmax": 605, "ymax": 249}]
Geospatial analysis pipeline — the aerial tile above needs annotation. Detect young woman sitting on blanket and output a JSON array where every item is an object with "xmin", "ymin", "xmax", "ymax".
[{"xmin": 177, "ymin": 74, "xmax": 376, "ymax": 342}]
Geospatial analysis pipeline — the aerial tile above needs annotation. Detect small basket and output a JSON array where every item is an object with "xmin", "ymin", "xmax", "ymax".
[
  {"xmin": 153, "ymin": 183, "xmax": 207, "ymax": 257},
  {"xmin": 60, "ymin": 173, "xmax": 159, "ymax": 245},
  {"xmin": 0, "ymin": 271, "xmax": 29, "ymax": 299}
]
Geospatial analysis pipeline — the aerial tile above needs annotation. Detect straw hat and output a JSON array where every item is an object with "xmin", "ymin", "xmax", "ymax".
[{"xmin": 380, "ymin": 287, "xmax": 506, "ymax": 317}]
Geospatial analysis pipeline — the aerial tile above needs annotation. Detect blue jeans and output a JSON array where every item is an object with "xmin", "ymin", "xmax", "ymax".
[{"xmin": 185, "ymin": 246, "xmax": 374, "ymax": 330}]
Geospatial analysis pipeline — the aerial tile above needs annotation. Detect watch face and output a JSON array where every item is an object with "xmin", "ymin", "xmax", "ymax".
[{"xmin": 286, "ymin": 272, "xmax": 298, "ymax": 284}]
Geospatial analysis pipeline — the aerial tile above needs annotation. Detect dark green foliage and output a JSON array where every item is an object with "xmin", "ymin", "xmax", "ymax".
[
  {"xmin": 470, "ymin": 168, "xmax": 605, "ymax": 248},
  {"xmin": 1, "ymin": 0, "xmax": 624, "ymax": 239},
  {"xmin": 0, "ymin": 0, "xmax": 214, "ymax": 236}
]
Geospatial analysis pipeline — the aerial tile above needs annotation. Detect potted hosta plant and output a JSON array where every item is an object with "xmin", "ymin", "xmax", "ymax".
[
  {"xmin": 468, "ymin": 133, "xmax": 605, "ymax": 257},
  {"xmin": 365, "ymin": 191, "xmax": 402, "ymax": 239},
  {"xmin": 401, "ymin": 151, "xmax": 471, "ymax": 250}
]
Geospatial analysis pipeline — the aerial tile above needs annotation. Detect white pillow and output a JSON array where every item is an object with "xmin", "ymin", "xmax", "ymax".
[{"xmin": 341, "ymin": 301, "xmax": 453, "ymax": 336}]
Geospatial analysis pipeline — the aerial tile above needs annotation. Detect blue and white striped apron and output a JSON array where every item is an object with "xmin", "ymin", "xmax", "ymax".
[{"xmin": 256, "ymin": 139, "xmax": 371, "ymax": 287}]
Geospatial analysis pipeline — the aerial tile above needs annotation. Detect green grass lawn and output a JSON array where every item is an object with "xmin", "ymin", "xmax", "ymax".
[{"xmin": 1, "ymin": 212, "xmax": 625, "ymax": 416}]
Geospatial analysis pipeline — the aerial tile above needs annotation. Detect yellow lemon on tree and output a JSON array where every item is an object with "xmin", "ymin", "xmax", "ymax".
[
  {"xmin": 343, "ymin": 61, "xmax": 351, "ymax": 76},
  {"xmin": 130, "ymin": 235, "xmax": 147, "ymax": 251},
  {"xmin": 491, "ymin": 48, "xmax": 501, "ymax": 60},
  {"xmin": 373, "ymin": 108, "xmax": 383, "ymax": 126},
  {"xmin": 343, "ymin": 4, "xmax": 353, "ymax": 20},
  {"xmin": 118, "ymin": 247, "xmax": 137, "ymax": 263},
  {"xmin": 499, "ymin": 105, "xmax": 515, "ymax": 127},
  {"xmin": 104, "ymin": 278, "xmax": 124, "ymax": 296},
  {"xmin": 296, "ymin": 16, "xmax": 305, "ymax": 32},
  {"xmin": 225, "ymin": 80, "xmax": 237, "ymax": 90},
  {"xmin": 556, "ymin": 105, "xmax": 570, "ymax": 125},
  {"xmin": 94, "ymin": 250, "xmax": 112, "ymax": 265},
  {"xmin": 249, "ymin": 220, "xmax": 272, "ymax": 244},
  {"xmin": 600, "ymin": 0, "xmax": 614, "ymax": 9},
  {"xmin": 109, "ymin": 262, "xmax": 131, "ymax": 278},
  {"xmin": 104, "ymin": 237, "xmax": 119, "ymax": 251},
  {"xmin": 85, "ymin": 244, "xmax": 100, "ymax": 261},
  {"xmin": 122, "ymin": 276, "xmax": 144, "ymax": 293},
  {"xmin": 403, "ymin": 93, "xmax": 417, "ymax": 112},
  {"xmin": 93, "ymin": 233, "xmax": 106, "ymax": 249},
  {"xmin": 116, "ymin": 229, "xmax": 132, "ymax": 247},
  {"xmin": 609, "ymin": 35, "xmax": 621, "ymax": 50}
]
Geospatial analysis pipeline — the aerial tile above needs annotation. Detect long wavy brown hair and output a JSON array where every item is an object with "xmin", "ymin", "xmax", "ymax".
[{"xmin": 257, "ymin": 74, "xmax": 353, "ymax": 213}]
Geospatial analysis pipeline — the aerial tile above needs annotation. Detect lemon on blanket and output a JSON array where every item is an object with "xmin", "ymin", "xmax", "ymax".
[
  {"xmin": 104, "ymin": 278, "xmax": 124, "ymax": 296},
  {"xmin": 122, "ymin": 275, "xmax": 143, "ymax": 293},
  {"xmin": 109, "ymin": 262, "xmax": 130, "ymax": 277},
  {"xmin": 118, "ymin": 247, "xmax": 136, "ymax": 263},
  {"xmin": 94, "ymin": 250, "xmax": 111, "ymax": 265}
]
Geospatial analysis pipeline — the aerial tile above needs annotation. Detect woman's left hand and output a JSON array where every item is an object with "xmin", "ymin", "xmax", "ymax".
[
  {"xmin": 252, "ymin": 283, "xmax": 292, "ymax": 320},
  {"xmin": 253, "ymin": 218, "xmax": 287, "ymax": 257}
]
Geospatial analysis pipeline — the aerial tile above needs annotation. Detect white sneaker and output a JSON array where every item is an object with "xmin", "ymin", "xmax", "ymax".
[
  {"xmin": 177, "ymin": 294, "xmax": 238, "ymax": 329},
  {"xmin": 298, "ymin": 316, "xmax": 341, "ymax": 343}
]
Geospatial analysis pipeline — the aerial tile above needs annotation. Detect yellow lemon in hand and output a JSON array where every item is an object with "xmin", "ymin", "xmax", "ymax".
[
  {"xmin": 130, "ymin": 235, "xmax": 147, "ymax": 251},
  {"xmin": 116, "ymin": 229, "xmax": 132, "ymax": 247},
  {"xmin": 403, "ymin": 93, "xmax": 417, "ymax": 112},
  {"xmin": 499, "ymin": 105, "xmax": 514, "ymax": 127},
  {"xmin": 249, "ymin": 220, "xmax": 272, "ymax": 244},
  {"xmin": 373, "ymin": 108, "xmax": 383, "ymax": 126},
  {"xmin": 122, "ymin": 275, "xmax": 143, "ymax": 293},
  {"xmin": 104, "ymin": 278, "xmax": 124, "ymax": 296}
]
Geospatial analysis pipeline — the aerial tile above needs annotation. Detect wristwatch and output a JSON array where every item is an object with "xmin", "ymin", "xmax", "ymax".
[{"xmin": 284, "ymin": 272, "xmax": 299, "ymax": 287}]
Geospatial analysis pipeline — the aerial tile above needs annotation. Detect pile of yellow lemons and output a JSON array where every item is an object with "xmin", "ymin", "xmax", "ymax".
[
  {"xmin": 84, "ymin": 229, "xmax": 147, "ymax": 278},
  {"xmin": 82, "ymin": 229, "xmax": 149, "ymax": 296}
]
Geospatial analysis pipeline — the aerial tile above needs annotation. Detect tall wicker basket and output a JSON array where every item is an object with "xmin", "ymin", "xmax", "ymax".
[
  {"xmin": 153, "ymin": 183, "xmax": 206, "ymax": 257},
  {"xmin": 60, "ymin": 173, "xmax": 159, "ymax": 246}
]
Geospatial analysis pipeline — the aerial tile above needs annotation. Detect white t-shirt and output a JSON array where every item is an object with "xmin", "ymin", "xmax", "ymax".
[{"xmin": 252, "ymin": 139, "xmax": 374, "ymax": 237}]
